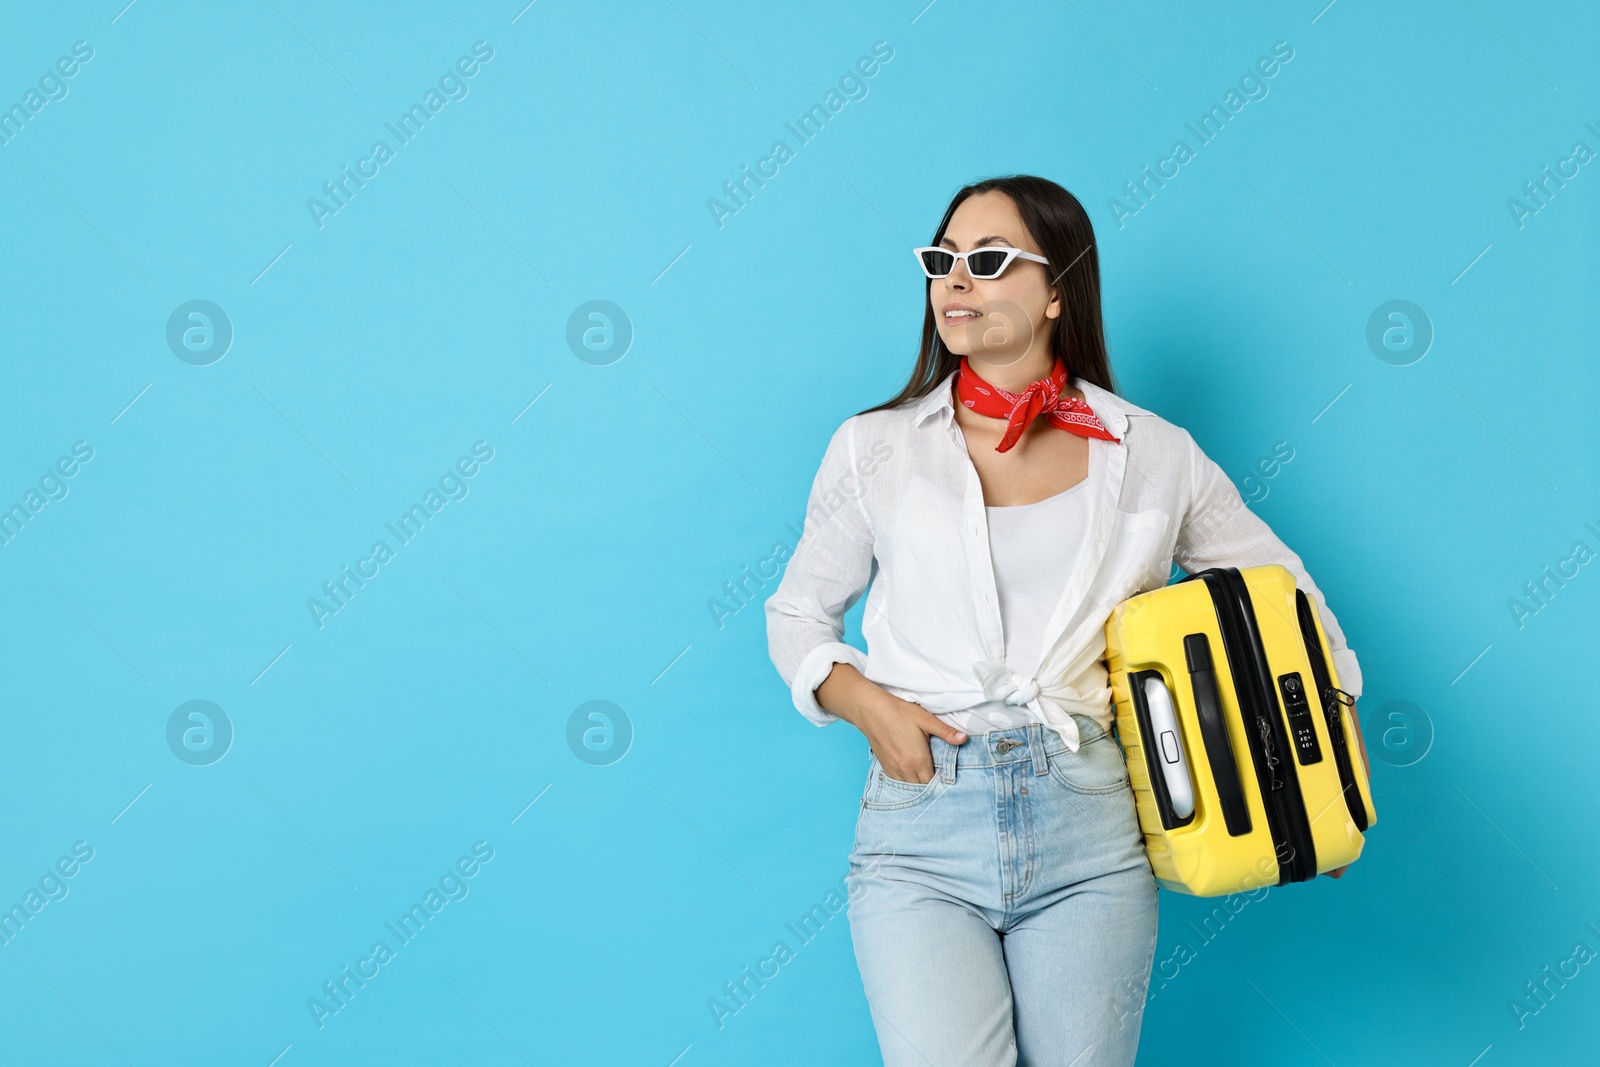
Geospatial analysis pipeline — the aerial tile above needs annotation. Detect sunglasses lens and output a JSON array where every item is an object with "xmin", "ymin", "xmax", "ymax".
[
  {"xmin": 966, "ymin": 250, "xmax": 1010, "ymax": 277},
  {"xmin": 919, "ymin": 249, "xmax": 955, "ymax": 276}
]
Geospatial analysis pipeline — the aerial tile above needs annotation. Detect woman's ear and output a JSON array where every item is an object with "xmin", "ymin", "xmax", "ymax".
[{"xmin": 1045, "ymin": 287, "xmax": 1062, "ymax": 321}]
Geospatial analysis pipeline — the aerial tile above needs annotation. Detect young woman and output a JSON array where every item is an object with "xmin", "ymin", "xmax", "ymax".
[{"xmin": 764, "ymin": 175, "xmax": 1367, "ymax": 1066}]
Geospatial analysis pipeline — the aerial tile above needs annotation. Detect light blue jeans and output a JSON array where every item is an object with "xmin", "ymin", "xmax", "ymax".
[{"xmin": 845, "ymin": 717, "xmax": 1159, "ymax": 1066}]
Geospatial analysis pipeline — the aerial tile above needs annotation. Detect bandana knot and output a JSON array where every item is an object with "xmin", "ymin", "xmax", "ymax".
[{"xmin": 955, "ymin": 355, "xmax": 1119, "ymax": 451}]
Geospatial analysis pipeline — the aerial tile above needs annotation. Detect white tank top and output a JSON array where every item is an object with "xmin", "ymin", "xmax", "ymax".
[{"xmin": 946, "ymin": 475, "xmax": 1093, "ymax": 734}]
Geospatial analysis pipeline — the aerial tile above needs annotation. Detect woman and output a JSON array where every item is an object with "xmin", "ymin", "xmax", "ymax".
[{"xmin": 764, "ymin": 174, "xmax": 1367, "ymax": 1066}]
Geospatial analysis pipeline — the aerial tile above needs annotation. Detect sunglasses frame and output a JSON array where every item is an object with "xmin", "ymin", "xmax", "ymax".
[{"xmin": 913, "ymin": 244, "xmax": 1051, "ymax": 280}]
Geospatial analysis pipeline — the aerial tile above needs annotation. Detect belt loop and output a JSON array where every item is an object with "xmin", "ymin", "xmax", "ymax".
[
  {"xmin": 1029, "ymin": 722, "xmax": 1048, "ymax": 776},
  {"xmin": 940, "ymin": 733, "xmax": 958, "ymax": 784}
]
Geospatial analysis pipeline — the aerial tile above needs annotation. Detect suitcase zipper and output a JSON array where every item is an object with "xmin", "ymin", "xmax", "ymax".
[
  {"xmin": 1190, "ymin": 568, "xmax": 1316, "ymax": 884},
  {"xmin": 1293, "ymin": 590, "xmax": 1368, "ymax": 832},
  {"xmin": 1222, "ymin": 568, "xmax": 1317, "ymax": 883},
  {"xmin": 1257, "ymin": 714, "xmax": 1282, "ymax": 791}
]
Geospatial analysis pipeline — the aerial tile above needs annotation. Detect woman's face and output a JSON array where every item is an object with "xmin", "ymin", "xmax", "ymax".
[{"xmin": 929, "ymin": 190, "xmax": 1060, "ymax": 370}]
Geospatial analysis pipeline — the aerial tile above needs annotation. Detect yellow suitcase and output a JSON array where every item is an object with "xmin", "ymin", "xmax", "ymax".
[{"xmin": 1104, "ymin": 565, "xmax": 1377, "ymax": 897}]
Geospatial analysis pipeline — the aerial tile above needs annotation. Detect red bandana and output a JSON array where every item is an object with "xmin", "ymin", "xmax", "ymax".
[{"xmin": 955, "ymin": 355, "xmax": 1120, "ymax": 452}]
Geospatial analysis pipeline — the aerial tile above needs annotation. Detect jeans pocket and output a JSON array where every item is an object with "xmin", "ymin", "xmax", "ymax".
[
  {"xmin": 1048, "ymin": 719, "xmax": 1129, "ymax": 795},
  {"xmin": 862, "ymin": 754, "xmax": 941, "ymax": 811}
]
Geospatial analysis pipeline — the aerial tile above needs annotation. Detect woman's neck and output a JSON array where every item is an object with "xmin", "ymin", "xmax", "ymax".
[{"xmin": 963, "ymin": 349, "xmax": 1057, "ymax": 393}]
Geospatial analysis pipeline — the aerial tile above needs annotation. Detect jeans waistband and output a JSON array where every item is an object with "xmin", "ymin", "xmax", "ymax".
[{"xmin": 925, "ymin": 716, "xmax": 1105, "ymax": 783}]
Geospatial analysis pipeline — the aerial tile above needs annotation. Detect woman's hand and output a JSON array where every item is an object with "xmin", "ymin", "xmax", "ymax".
[
  {"xmin": 857, "ymin": 695, "xmax": 968, "ymax": 784},
  {"xmin": 1320, "ymin": 699, "xmax": 1367, "ymax": 880},
  {"xmin": 815, "ymin": 662, "xmax": 968, "ymax": 784}
]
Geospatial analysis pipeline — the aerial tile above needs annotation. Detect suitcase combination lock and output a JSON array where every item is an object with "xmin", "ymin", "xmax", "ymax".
[{"xmin": 1277, "ymin": 672, "xmax": 1324, "ymax": 765}]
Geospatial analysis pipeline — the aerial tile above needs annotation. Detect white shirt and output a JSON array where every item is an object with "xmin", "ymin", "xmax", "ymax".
[
  {"xmin": 957, "ymin": 470, "xmax": 1094, "ymax": 735},
  {"xmin": 764, "ymin": 368, "xmax": 1364, "ymax": 753}
]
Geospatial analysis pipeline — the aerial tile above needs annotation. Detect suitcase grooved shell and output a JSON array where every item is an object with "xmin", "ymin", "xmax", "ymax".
[{"xmin": 1104, "ymin": 564, "xmax": 1377, "ymax": 897}]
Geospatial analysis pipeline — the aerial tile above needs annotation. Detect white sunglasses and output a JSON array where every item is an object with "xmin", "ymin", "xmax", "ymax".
[{"xmin": 913, "ymin": 245, "xmax": 1051, "ymax": 279}]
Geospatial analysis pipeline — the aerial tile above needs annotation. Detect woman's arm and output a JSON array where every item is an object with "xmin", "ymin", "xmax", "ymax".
[
  {"xmin": 764, "ymin": 419, "xmax": 878, "ymax": 726},
  {"xmin": 1171, "ymin": 429, "xmax": 1364, "ymax": 703},
  {"xmin": 1172, "ymin": 430, "xmax": 1371, "ymax": 877},
  {"xmin": 764, "ymin": 419, "xmax": 968, "ymax": 781}
]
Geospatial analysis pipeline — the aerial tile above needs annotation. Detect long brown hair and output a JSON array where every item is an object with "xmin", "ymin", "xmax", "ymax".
[{"xmin": 858, "ymin": 175, "xmax": 1117, "ymax": 417}]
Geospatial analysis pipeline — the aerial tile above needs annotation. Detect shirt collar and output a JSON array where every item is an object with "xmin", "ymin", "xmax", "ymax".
[{"xmin": 910, "ymin": 366, "xmax": 1131, "ymax": 441}]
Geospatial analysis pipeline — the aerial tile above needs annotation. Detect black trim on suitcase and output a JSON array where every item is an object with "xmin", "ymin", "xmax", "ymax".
[
  {"xmin": 1185, "ymin": 568, "xmax": 1316, "ymax": 884},
  {"xmin": 1128, "ymin": 668, "xmax": 1195, "ymax": 831},
  {"xmin": 1220, "ymin": 568, "xmax": 1317, "ymax": 883},
  {"xmin": 1183, "ymin": 633, "xmax": 1252, "ymax": 837},
  {"xmin": 1295, "ymin": 589, "xmax": 1369, "ymax": 832}
]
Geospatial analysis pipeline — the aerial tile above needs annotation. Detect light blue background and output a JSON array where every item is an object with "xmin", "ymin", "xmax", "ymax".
[{"xmin": 1, "ymin": 1, "xmax": 1596, "ymax": 1064}]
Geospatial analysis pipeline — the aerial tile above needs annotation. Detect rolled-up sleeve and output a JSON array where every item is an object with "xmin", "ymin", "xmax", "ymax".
[
  {"xmin": 764, "ymin": 418, "xmax": 877, "ymax": 726},
  {"xmin": 1172, "ymin": 431, "xmax": 1363, "ymax": 701}
]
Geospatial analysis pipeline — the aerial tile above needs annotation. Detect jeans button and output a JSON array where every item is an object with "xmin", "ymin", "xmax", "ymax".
[{"xmin": 995, "ymin": 738, "xmax": 1019, "ymax": 755}]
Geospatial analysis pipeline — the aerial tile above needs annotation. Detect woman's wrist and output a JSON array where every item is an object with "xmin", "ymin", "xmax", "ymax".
[{"xmin": 814, "ymin": 661, "xmax": 887, "ymax": 731}]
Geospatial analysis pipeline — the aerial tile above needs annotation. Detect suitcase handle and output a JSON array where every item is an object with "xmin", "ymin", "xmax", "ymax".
[
  {"xmin": 1184, "ymin": 633, "xmax": 1253, "ymax": 837},
  {"xmin": 1141, "ymin": 675, "xmax": 1195, "ymax": 818}
]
